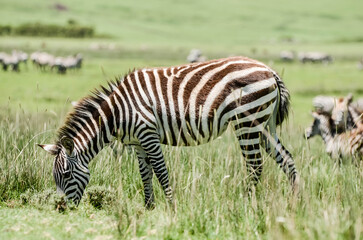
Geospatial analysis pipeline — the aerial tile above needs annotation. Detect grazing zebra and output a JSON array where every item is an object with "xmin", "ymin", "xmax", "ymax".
[
  {"xmin": 305, "ymin": 111, "xmax": 363, "ymax": 160},
  {"xmin": 313, "ymin": 94, "xmax": 360, "ymax": 133},
  {"xmin": 38, "ymin": 56, "xmax": 299, "ymax": 207}
]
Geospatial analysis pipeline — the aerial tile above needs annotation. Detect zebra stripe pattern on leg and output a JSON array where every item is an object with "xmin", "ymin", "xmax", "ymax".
[{"xmin": 38, "ymin": 56, "xmax": 299, "ymax": 206}]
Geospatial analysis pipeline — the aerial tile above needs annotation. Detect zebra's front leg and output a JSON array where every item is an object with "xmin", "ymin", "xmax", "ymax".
[
  {"xmin": 263, "ymin": 133, "xmax": 299, "ymax": 194},
  {"xmin": 139, "ymin": 135, "xmax": 173, "ymax": 204},
  {"xmin": 135, "ymin": 146, "xmax": 155, "ymax": 209}
]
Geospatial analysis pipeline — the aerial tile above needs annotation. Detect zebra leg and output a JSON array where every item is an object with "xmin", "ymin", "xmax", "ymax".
[
  {"xmin": 235, "ymin": 128, "xmax": 264, "ymax": 187},
  {"xmin": 139, "ymin": 135, "xmax": 173, "ymax": 204},
  {"xmin": 262, "ymin": 133, "xmax": 299, "ymax": 194},
  {"xmin": 135, "ymin": 146, "xmax": 155, "ymax": 209}
]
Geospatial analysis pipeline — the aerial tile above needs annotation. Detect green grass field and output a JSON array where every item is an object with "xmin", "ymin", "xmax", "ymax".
[{"xmin": 1, "ymin": 0, "xmax": 363, "ymax": 239}]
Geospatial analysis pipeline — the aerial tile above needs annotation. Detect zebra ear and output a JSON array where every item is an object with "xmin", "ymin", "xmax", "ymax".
[
  {"xmin": 60, "ymin": 137, "xmax": 74, "ymax": 156},
  {"xmin": 311, "ymin": 111, "xmax": 319, "ymax": 118},
  {"xmin": 38, "ymin": 144, "xmax": 59, "ymax": 155},
  {"xmin": 346, "ymin": 93, "xmax": 353, "ymax": 104}
]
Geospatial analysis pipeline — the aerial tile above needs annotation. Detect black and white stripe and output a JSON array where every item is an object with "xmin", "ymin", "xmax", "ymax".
[{"xmin": 305, "ymin": 111, "xmax": 363, "ymax": 160}]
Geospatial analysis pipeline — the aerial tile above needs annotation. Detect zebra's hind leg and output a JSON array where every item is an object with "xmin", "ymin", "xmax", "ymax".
[
  {"xmin": 262, "ymin": 133, "xmax": 299, "ymax": 195},
  {"xmin": 139, "ymin": 134, "xmax": 173, "ymax": 205},
  {"xmin": 235, "ymin": 125, "xmax": 264, "ymax": 189},
  {"xmin": 135, "ymin": 146, "xmax": 155, "ymax": 209}
]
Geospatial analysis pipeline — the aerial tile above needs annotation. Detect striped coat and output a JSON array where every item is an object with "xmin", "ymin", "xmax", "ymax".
[
  {"xmin": 39, "ymin": 56, "xmax": 299, "ymax": 207},
  {"xmin": 305, "ymin": 111, "xmax": 363, "ymax": 160}
]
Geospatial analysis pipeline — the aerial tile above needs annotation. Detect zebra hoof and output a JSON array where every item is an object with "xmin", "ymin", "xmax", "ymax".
[
  {"xmin": 145, "ymin": 202, "xmax": 156, "ymax": 210},
  {"xmin": 292, "ymin": 175, "xmax": 300, "ymax": 197}
]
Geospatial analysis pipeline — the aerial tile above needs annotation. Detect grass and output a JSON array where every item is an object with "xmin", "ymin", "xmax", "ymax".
[
  {"xmin": 1, "ymin": 0, "xmax": 363, "ymax": 238},
  {"xmin": 0, "ymin": 206, "xmax": 118, "ymax": 239}
]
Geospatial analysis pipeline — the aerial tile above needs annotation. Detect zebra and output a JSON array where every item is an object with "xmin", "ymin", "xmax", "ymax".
[
  {"xmin": 38, "ymin": 56, "xmax": 299, "ymax": 208},
  {"xmin": 306, "ymin": 94, "xmax": 362, "ymax": 147},
  {"xmin": 304, "ymin": 111, "xmax": 363, "ymax": 160},
  {"xmin": 313, "ymin": 94, "xmax": 360, "ymax": 134}
]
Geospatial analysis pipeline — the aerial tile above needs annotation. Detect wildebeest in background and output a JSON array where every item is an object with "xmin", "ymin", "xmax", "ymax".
[
  {"xmin": 31, "ymin": 51, "xmax": 83, "ymax": 74},
  {"xmin": 298, "ymin": 52, "xmax": 333, "ymax": 64},
  {"xmin": 187, "ymin": 49, "xmax": 207, "ymax": 63},
  {"xmin": 0, "ymin": 50, "xmax": 28, "ymax": 72},
  {"xmin": 358, "ymin": 58, "xmax": 363, "ymax": 71},
  {"xmin": 32, "ymin": 52, "xmax": 55, "ymax": 71},
  {"xmin": 279, "ymin": 51, "xmax": 295, "ymax": 62}
]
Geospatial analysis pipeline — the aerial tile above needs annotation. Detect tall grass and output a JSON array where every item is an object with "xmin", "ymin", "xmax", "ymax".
[{"xmin": 0, "ymin": 103, "xmax": 362, "ymax": 239}]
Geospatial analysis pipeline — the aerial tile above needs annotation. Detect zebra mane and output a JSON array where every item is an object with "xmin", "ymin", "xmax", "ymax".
[{"xmin": 57, "ymin": 76, "xmax": 123, "ymax": 142}]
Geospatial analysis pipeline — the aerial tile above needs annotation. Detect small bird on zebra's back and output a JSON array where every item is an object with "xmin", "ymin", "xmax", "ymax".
[{"xmin": 38, "ymin": 56, "xmax": 299, "ymax": 208}]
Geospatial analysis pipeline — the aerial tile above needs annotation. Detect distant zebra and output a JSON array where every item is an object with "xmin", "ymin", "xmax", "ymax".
[
  {"xmin": 38, "ymin": 56, "xmax": 299, "ymax": 207},
  {"xmin": 313, "ymin": 94, "xmax": 361, "ymax": 133},
  {"xmin": 305, "ymin": 111, "xmax": 363, "ymax": 160}
]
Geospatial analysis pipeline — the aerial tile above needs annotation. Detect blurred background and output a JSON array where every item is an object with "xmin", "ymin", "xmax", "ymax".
[{"xmin": 0, "ymin": 0, "xmax": 362, "ymax": 113}]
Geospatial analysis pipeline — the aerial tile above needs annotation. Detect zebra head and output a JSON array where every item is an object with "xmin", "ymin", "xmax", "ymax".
[
  {"xmin": 304, "ymin": 111, "xmax": 332, "ymax": 139},
  {"xmin": 38, "ymin": 137, "xmax": 90, "ymax": 205},
  {"xmin": 331, "ymin": 93, "xmax": 353, "ymax": 130}
]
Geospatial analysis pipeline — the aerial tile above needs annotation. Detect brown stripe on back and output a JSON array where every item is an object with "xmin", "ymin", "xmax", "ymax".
[
  {"xmin": 157, "ymin": 69, "xmax": 177, "ymax": 144},
  {"xmin": 128, "ymin": 71, "xmax": 154, "ymax": 124},
  {"xmin": 146, "ymin": 70, "xmax": 166, "ymax": 139},
  {"xmin": 181, "ymin": 60, "xmax": 236, "ymax": 138},
  {"xmin": 166, "ymin": 67, "xmax": 172, "ymax": 77},
  {"xmin": 170, "ymin": 60, "xmax": 226, "ymax": 142},
  {"xmin": 168, "ymin": 58, "xmax": 250, "ymax": 139},
  {"xmin": 122, "ymin": 76, "xmax": 139, "ymax": 109},
  {"xmin": 124, "ymin": 74, "xmax": 155, "ymax": 127},
  {"xmin": 194, "ymin": 63, "xmax": 267, "ymax": 110},
  {"xmin": 172, "ymin": 67, "xmax": 178, "ymax": 75},
  {"xmin": 190, "ymin": 63, "xmax": 266, "ymax": 137},
  {"xmin": 129, "ymin": 71, "xmax": 147, "ymax": 107},
  {"xmin": 218, "ymin": 86, "xmax": 277, "ymax": 129},
  {"xmin": 208, "ymin": 71, "xmax": 274, "ymax": 118},
  {"xmin": 137, "ymin": 71, "xmax": 153, "ymax": 106},
  {"xmin": 182, "ymin": 60, "xmax": 234, "ymax": 109}
]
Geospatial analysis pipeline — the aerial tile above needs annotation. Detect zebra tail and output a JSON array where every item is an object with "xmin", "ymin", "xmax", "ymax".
[{"xmin": 274, "ymin": 72, "xmax": 290, "ymax": 126}]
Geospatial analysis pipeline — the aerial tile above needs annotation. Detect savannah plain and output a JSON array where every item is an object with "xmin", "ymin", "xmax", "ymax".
[{"xmin": 0, "ymin": 0, "xmax": 362, "ymax": 239}]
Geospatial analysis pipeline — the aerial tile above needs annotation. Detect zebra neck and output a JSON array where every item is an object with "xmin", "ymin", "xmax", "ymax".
[
  {"xmin": 60, "ymin": 82, "xmax": 128, "ymax": 164},
  {"xmin": 72, "ymin": 101, "xmax": 125, "ymax": 164}
]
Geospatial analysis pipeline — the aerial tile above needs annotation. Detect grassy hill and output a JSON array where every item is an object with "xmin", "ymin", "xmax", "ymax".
[{"xmin": 1, "ymin": 0, "xmax": 363, "ymax": 49}]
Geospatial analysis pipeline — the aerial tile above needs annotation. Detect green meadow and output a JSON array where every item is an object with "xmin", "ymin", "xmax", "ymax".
[{"xmin": 0, "ymin": 0, "xmax": 362, "ymax": 239}]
